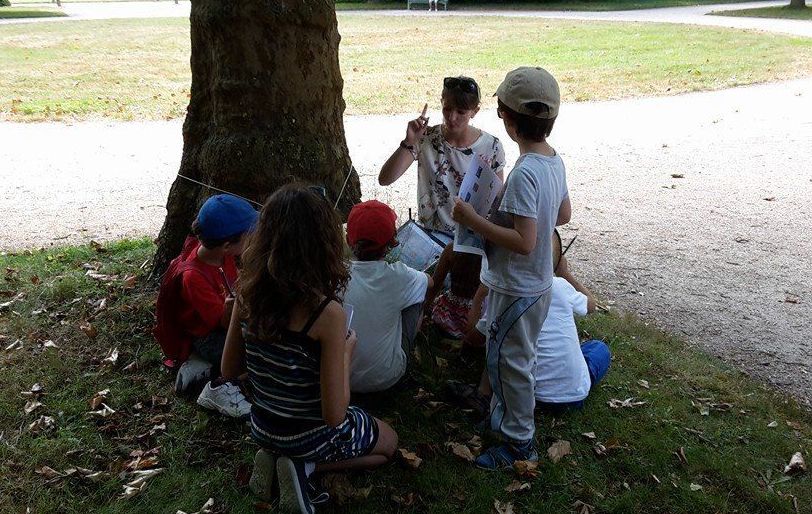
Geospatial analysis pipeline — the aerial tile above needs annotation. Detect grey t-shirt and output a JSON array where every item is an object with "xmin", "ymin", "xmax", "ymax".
[{"xmin": 480, "ymin": 152, "xmax": 569, "ymax": 297}]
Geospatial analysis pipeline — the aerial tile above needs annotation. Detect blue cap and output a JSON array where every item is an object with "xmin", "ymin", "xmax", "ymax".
[{"xmin": 195, "ymin": 194, "xmax": 258, "ymax": 241}]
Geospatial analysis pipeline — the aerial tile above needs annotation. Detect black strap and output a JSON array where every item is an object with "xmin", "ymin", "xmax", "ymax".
[{"xmin": 300, "ymin": 297, "xmax": 332, "ymax": 335}]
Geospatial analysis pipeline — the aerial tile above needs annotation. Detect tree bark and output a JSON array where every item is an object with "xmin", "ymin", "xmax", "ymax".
[
  {"xmin": 789, "ymin": 0, "xmax": 805, "ymax": 8},
  {"xmin": 152, "ymin": 0, "xmax": 361, "ymax": 278}
]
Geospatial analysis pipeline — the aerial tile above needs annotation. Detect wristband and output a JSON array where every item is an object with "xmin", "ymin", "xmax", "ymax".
[{"xmin": 400, "ymin": 140, "xmax": 418, "ymax": 161}]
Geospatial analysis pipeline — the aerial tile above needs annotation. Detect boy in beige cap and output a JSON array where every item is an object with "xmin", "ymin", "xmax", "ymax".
[{"xmin": 452, "ymin": 67, "xmax": 572, "ymax": 469}]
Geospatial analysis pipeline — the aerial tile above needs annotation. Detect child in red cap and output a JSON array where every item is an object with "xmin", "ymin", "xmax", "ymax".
[{"xmin": 343, "ymin": 200, "xmax": 434, "ymax": 393}]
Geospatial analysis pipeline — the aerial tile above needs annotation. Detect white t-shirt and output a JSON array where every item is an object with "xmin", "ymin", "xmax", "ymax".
[
  {"xmin": 481, "ymin": 152, "xmax": 569, "ymax": 297},
  {"xmin": 417, "ymin": 125, "xmax": 505, "ymax": 234},
  {"xmin": 345, "ymin": 260, "xmax": 429, "ymax": 393},
  {"xmin": 533, "ymin": 277, "xmax": 591, "ymax": 403}
]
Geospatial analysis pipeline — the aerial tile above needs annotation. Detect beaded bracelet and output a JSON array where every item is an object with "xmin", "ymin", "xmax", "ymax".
[{"xmin": 400, "ymin": 140, "xmax": 418, "ymax": 161}]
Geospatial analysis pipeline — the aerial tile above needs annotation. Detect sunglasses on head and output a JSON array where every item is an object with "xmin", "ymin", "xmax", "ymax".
[{"xmin": 443, "ymin": 76, "xmax": 480, "ymax": 100}]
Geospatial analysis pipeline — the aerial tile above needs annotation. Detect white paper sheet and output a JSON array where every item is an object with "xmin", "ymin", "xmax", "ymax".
[{"xmin": 454, "ymin": 155, "xmax": 502, "ymax": 256}]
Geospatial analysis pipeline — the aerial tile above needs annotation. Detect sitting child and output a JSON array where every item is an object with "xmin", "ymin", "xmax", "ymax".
[
  {"xmin": 343, "ymin": 200, "xmax": 433, "ymax": 393},
  {"xmin": 154, "ymin": 194, "xmax": 256, "ymax": 418},
  {"xmin": 220, "ymin": 185, "xmax": 398, "ymax": 513},
  {"xmin": 450, "ymin": 233, "xmax": 611, "ymax": 416},
  {"xmin": 425, "ymin": 242, "xmax": 483, "ymax": 340}
]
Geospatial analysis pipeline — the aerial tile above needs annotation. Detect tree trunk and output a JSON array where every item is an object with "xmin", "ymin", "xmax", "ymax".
[
  {"xmin": 789, "ymin": 0, "xmax": 805, "ymax": 8},
  {"xmin": 152, "ymin": 0, "xmax": 361, "ymax": 278}
]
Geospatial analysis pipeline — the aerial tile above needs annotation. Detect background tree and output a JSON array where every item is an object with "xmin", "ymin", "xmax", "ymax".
[
  {"xmin": 789, "ymin": 0, "xmax": 806, "ymax": 8},
  {"xmin": 152, "ymin": 0, "xmax": 361, "ymax": 277}
]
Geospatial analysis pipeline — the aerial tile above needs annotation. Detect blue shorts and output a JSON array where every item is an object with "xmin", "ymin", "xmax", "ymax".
[
  {"xmin": 251, "ymin": 406, "xmax": 379, "ymax": 464},
  {"xmin": 536, "ymin": 339, "xmax": 611, "ymax": 414}
]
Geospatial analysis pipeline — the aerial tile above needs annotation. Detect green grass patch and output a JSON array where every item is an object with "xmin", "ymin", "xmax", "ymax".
[
  {"xmin": 1, "ymin": 15, "xmax": 812, "ymax": 121},
  {"xmin": 0, "ymin": 240, "xmax": 810, "ymax": 513},
  {"xmin": 0, "ymin": 7, "xmax": 66, "ymax": 19},
  {"xmin": 711, "ymin": 5, "xmax": 812, "ymax": 19},
  {"xmin": 337, "ymin": 0, "xmax": 777, "ymax": 12}
]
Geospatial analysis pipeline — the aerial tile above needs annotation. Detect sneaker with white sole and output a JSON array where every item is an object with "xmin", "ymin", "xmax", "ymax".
[
  {"xmin": 277, "ymin": 456, "xmax": 314, "ymax": 514},
  {"xmin": 249, "ymin": 449, "xmax": 276, "ymax": 502},
  {"xmin": 174, "ymin": 353, "xmax": 213, "ymax": 394},
  {"xmin": 196, "ymin": 381, "xmax": 251, "ymax": 418}
]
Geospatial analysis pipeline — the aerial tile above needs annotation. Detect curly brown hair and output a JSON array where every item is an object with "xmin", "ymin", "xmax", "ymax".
[{"xmin": 238, "ymin": 184, "xmax": 349, "ymax": 340}]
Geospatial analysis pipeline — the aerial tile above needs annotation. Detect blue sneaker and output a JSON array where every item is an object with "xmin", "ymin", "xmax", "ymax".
[
  {"xmin": 474, "ymin": 441, "xmax": 538, "ymax": 470},
  {"xmin": 276, "ymin": 456, "xmax": 314, "ymax": 514}
]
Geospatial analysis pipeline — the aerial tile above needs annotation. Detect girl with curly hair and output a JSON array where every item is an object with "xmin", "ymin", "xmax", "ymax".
[{"xmin": 221, "ymin": 184, "xmax": 398, "ymax": 513}]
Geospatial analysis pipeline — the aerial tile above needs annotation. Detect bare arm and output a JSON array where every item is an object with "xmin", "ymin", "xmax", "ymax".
[
  {"xmin": 315, "ymin": 302, "xmax": 352, "ymax": 428},
  {"xmin": 452, "ymin": 198, "xmax": 538, "ymax": 256},
  {"xmin": 221, "ymin": 298, "xmax": 246, "ymax": 379},
  {"xmin": 556, "ymin": 256, "xmax": 596, "ymax": 314},
  {"xmin": 378, "ymin": 104, "xmax": 429, "ymax": 186},
  {"xmin": 424, "ymin": 244, "xmax": 452, "ymax": 310},
  {"xmin": 556, "ymin": 196, "xmax": 572, "ymax": 226}
]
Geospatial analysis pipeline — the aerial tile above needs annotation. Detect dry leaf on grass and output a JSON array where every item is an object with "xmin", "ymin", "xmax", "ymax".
[
  {"xmin": 512, "ymin": 460, "xmax": 539, "ymax": 479},
  {"xmin": 28, "ymin": 415, "xmax": 55, "ymax": 433},
  {"xmin": 321, "ymin": 473, "xmax": 372, "ymax": 505},
  {"xmin": 581, "ymin": 432, "xmax": 596, "ymax": 440},
  {"xmin": 119, "ymin": 468, "xmax": 164, "ymax": 500},
  {"xmin": 573, "ymin": 500, "xmax": 595, "ymax": 514},
  {"xmin": 674, "ymin": 447, "xmax": 689, "ymax": 465},
  {"xmin": 413, "ymin": 388, "xmax": 433, "ymax": 401},
  {"xmin": 42, "ymin": 340, "xmax": 58, "ymax": 349},
  {"xmin": 150, "ymin": 423, "xmax": 167, "ymax": 436},
  {"xmin": 79, "ymin": 322, "xmax": 97, "ymax": 339},
  {"xmin": 608, "ymin": 398, "xmax": 646, "ymax": 409},
  {"xmin": 122, "ymin": 275, "xmax": 137, "ymax": 289},
  {"xmin": 547, "ymin": 440, "xmax": 572, "ymax": 463},
  {"xmin": 493, "ymin": 499, "xmax": 515, "ymax": 514},
  {"xmin": 391, "ymin": 492, "xmax": 418, "ymax": 507},
  {"xmin": 768, "ymin": 421, "xmax": 779, "ymax": 428},
  {"xmin": 784, "ymin": 452, "xmax": 807, "ymax": 475},
  {"xmin": 689, "ymin": 483, "xmax": 703, "ymax": 491},
  {"xmin": 446, "ymin": 442, "xmax": 475, "ymax": 462},
  {"xmin": 102, "ymin": 348, "xmax": 119, "ymax": 366},
  {"xmin": 637, "ymin": 379, "xmax": 650, "ymax": 389},
  {"xmin": 23, "ymin": 400, "xmax": 43, "ymax": 415},
  {"xmin": 505, "ymin": 480, "xmax": 531, "ymax": 493},
  {"xmin": 85, "ymin": 271, "xmax": 116, "ymax": 282},
  {"xmin": 176, "ymin": 497, "xmax": 215, "ymax": 514},
  {"xmin": 88, "ymin": 403, "xmax": 116, "ymax": 418},
  {"xmin": 398, "ymin": 449, "xmax": 422, "ymax": 469},
  {"xmin": 35, "ymin": 466, "xmax": 63, "ymax": 479},
  {"xmin": 89, "ymin": 389, "xmax": 110, "ymax": 409}
]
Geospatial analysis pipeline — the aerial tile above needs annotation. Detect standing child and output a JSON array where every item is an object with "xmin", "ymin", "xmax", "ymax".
[
  {"xmin": 154, "ymin": 194, "xmax": 257, "ymax": 418},
  {"xmin": 220, "ymin": 185, "xmax": 398, "ymax": 514},
  {"xmin": 343, "ymin": 200, "xmax": 433, "ymax": 393},
  {"xmin": 452, "ymin": 67, "xmax": 571, "ymax": 468}
]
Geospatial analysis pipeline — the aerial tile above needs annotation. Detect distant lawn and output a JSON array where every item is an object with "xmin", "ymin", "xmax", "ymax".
[
  {"xmin": 2, "ymin": 15, "xmax": 812, "ymax": 121},
  {"xmin": 711, "ymin": 5, "xmax": 812, "ymax": 19},
  {"xmin": 338, "ymin": 0, "xmax": 774, "ymax": 12},
  {"xmin": 0, "ymin": 7, "xmax": 66, "ymax": 18},
  {"xmin": 0, "ymin": 240, "xmax": 810, "ymax": 513}
]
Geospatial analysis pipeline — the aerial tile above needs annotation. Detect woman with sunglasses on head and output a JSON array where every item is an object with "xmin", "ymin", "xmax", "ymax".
[{"xmin": 378, "ymin": 76, "xmax": 506, "ymax": 240}]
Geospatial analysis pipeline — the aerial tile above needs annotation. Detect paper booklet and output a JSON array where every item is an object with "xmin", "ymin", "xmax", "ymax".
[
  {"xmin": 454, "ymin": 154, "xmax": 502, "ymax": 256},
  {"xmin": 387, "ymin": 219, "xmax": 446, "ymax": 272}
]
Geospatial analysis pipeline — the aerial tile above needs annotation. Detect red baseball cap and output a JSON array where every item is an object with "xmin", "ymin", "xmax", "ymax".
[{"xmin": 347, "ymin": 200, "xmax": 398, "ymax": 250}]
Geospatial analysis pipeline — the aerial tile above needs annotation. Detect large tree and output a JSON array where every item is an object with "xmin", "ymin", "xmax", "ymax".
[
  {"xmin": 789, "ymin": 0, "xmax": 806, "ymax": 8},
  {"xmin": 152, "ymin": 0, "xmax": 361, "ymax": 277}
]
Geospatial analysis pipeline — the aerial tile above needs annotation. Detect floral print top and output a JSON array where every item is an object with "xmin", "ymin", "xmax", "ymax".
[{"xmin": 416, "ymin": 125, "xmax": 506, "ymax": 234}]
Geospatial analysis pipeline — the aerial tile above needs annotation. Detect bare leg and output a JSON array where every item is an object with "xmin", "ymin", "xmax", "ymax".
[{"xmin": 315, "ymin": 418, "xmax": 397, "ymax": 472}]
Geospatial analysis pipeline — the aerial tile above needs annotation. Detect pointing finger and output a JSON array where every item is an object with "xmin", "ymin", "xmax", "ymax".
[{"xmin": 420, "ymin": 103, "xmax": 428, "ymax": 118}]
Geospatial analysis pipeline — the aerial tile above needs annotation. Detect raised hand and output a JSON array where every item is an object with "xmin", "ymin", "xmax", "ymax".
[{"xmin": 405, "ymin": 103, "xmax": 430, "ymax": 145}]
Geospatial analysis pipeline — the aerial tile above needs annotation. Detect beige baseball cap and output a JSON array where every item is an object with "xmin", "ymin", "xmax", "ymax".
[{"xmin": 494, "ymin": 67, "xmax": 560, "ymax": 119}]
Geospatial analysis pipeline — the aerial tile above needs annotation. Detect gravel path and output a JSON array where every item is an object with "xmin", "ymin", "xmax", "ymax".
[
  {"xmin": 2, "ymin": 78, "xmax": 811, "ymax": 405},
  {"xmin": 3, "ymin": 1, "xmax": 811, "ymax": 39}
]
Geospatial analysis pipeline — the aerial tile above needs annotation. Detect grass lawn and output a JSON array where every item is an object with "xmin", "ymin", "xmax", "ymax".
[
  {"xmin": 0, "ymin": 7, "xmax": 66, "ymax": 18},
  {"xmin": 2, "ymin": 16, "xmax": 812, "ymax": 121},
  {"xmin": 0, "ymin": 239, "xmax": 810, "ymax": 513},
  {"xmin": 710, "ymin": 5, "xmax": 812, "ymax": 19}
]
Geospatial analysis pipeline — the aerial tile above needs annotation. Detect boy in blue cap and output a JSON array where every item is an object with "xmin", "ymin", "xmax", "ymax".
[{"xmin": 154, "ymin": 194, "xmax": 258, "ymax": 418}]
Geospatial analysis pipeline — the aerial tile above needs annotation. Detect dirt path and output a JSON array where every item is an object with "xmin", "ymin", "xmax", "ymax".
[{"xmin": 2, "ymin": 77, "xmax": 811, "ymax": 405}]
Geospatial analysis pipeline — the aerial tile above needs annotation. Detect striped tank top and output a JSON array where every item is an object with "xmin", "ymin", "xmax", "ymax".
[{"xmin": 243, "ymin": 297, "xmax": 331, "ymax": 435}]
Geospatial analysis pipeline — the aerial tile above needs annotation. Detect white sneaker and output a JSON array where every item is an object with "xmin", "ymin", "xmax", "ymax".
[
  {"xmin": 196, "ymin": 381, "xmax": 252, "ymax": 418},
  {"xmin": 249, "ymin": 449, "xmax": 276, "ymax": 502},
  {"xmin": 174, "ymin": 353, "xmax": 213, "ymax": 394}
]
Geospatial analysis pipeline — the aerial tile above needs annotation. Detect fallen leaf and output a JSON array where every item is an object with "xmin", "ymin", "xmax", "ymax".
[
  {"xmin": 90, "ymin": 240, "xmax": 107, "ymax": 253},
  {"xmin": 391, "ymin": 492, "xmax": 417, "ymax": 507},
  {"xmin": 85, "ymin": 270, "xmax": 116, "ymax": 282},
  {"xmin": 608, "ymin": 398, "xmax": 646, "ymax": 409},
  {"xmin": 149, "ymin": 423, "xmax": 166, "ymax": 436},
  {"xmin": 30, "ymin": 275, "xmax": 41, "ymax": 285},
  {"xmin": 637, "ymin": 379, "xmax": 650, "ymax": 389},
  {"xmin": 102, "ymin": 348, "xmax": 119, "ymax": 366},
  {"xmin": 467, "ymin": 435, "xmax": 483, "ymax": 449},
  {"xmin": 675, "ymin": 447, "xmax": 688, "ymax": 465},
  {"xmin": 573, "ymin": 500, "xmax": 595, "ymax": 514},
  {"xmin": 651, "ymin": 474, "xmax": 661, "ymax": 484},
  {"xmin": 321, "ymin": 473, "xmax": 371, "ymax": 505},
  {"xmin": 35, "ymin": 466, "xmax": 63, "ymax": 479},
  {"xmin": 28, "ymin": 415, "xmax": 55, "ymax": 433},
  {"xmin": 127, "ymin": 456, "xmax": 160, "ymax": 471},
  {"xmin": 446, "ymin": 442, "xmax": 475, "ymax": 462},
  {"xmin": 88, "ymin": 403, "xmax": 116, "ymax": 418},
  {"xmin": 24, "ymin": 400, "xmax": 43, "ymax": 415},
  {"xmin": 547, "ymin": 440, "xmax": 572, "ymax": 463},
  {"xmin": 5, "ymin": 339, "xmax": 23, "ymax": 351},
  {"xmin": 504, "ymin": 480, "xmax": 531, "ymax": 493},
  {"xmin": 513, "ymin": 459, "xmax": 539, "ymax": 478},
  {"xmin": 89, "ymin": 389, "xmax": 110, "ymax": 410},
  {"xmin": 784, "ymin": 452, "xmax": 807, "ymax": 475},
  {"xmin": 122, "ymin": 275, "xmax": 137, "ymax": 289},
  {"xmin": 493, "ymin": 499, "xmax": 515, "ymax": 514},
  {"xmin": 581, "ymin": 432, "xmax": 596, "ymax": 440},
  {"xmin": 689, "ymin": 483, "xmax": 703, "ymax": 491},
  {"xmin": 42, "ymin": 340, "xmax": 58, "ymax": 349},
  {"xmin": 80, "ymin": 322, "xmax": 97, "ymax": 339},
  {"xmin": 768, "ymin": 421, "xmax": 779, "ymax": 428},
  {"xmin": 787, "ymin": 421, "xmax": 803, "ymax": 430},
  {"xmin": 176, "ymin": 497, "xmax": 215, "ymax": 514},
  {"xmin": 593, "ymin": 443, "xmax": 608, "ymax": 458},
  {"xmin": 398, "ymin": 448, "xmax": 422, "ymax": 469}
]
